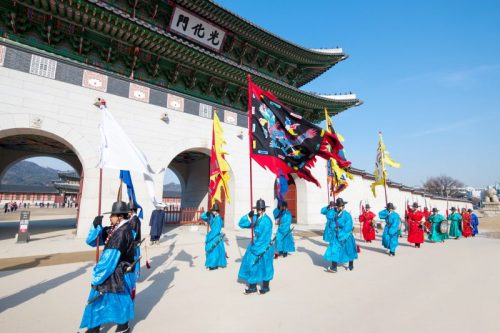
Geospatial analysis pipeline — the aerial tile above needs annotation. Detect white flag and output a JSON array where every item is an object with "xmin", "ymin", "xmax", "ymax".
[{"xmin": 97, "ymin": 104, "xmax": 164, "ymax": 206}]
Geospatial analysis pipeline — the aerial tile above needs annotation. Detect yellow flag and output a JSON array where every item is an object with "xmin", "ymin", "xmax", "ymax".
[
  {"xmin": 209, "ymin": 112, "xmax": 231, "ymax": 205},
  {"xmin": 371, "ymin": 132, "xmax": 401, "ymax": 197}
]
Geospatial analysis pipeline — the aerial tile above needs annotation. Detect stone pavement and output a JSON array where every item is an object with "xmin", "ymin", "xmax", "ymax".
[{"xmin": 0, "ymin": 223, "xmax": 499, "ymax": 333}]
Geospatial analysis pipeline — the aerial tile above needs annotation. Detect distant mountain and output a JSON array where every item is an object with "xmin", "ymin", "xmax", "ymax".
[
  {"xmin": 163, "ymin": 182, "xmax": 181, "ymax": 196},
  {"xmin": 1, "ymin": 161, "xmax": 62, "ymax": 186}
]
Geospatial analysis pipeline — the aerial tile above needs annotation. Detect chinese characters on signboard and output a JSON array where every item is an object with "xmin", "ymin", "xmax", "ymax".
[{"xmin": 169, "ymin": 6, "xmax": 226, "ymax": 52}]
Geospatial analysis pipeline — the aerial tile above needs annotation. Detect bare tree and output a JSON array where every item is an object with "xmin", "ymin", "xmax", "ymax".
[{"xmin": 423, "ymin": 175, "xmax": 465, "ymax": 198}]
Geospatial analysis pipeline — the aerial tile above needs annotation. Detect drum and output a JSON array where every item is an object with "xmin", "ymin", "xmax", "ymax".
[{"xmin": 439, "ymin": 220, "xmax": 449, "ymax": 234}]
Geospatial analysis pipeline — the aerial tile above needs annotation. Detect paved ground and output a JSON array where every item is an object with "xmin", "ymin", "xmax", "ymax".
[{"xmin": 0, "ymin": 215, "xmax": 499, "ymax": 333}]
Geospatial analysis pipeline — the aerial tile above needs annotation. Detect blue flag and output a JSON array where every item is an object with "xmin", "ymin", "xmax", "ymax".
[{"xmin": 119, "ymin": 170, "xmax": 143, "ymax": 219}]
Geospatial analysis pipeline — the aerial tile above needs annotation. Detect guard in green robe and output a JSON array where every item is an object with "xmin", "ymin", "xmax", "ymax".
[
  {"xmin": 448, "ymin": 207, "xmax": 463, "ymax": 239},
  {"xmin": 428, "ymin": 208, "xmax": 446, "ymax": 242}
]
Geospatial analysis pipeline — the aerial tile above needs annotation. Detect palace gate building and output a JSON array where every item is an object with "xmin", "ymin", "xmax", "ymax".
[{"xmin": 0, "ymin": 0, "xmax": 469, "ymax": 237}]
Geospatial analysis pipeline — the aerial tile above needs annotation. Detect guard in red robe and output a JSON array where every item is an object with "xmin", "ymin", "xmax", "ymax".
[
  {"xmin": 359, "ymin": 204, "xmax": 376, "ymax": 242},
  {"xmin": 461, "ymin": 208, "xmax": 473, "ymax": 238},
  {"xmin": 423, "ymin": 207, "xmax": 431, "ymax": 233},
  {"xmin": 407, "ymin": 202, "xmax": 425, "ymax": 248}
]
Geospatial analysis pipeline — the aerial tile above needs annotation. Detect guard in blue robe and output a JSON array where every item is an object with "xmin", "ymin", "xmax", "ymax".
[
  {"xmin": 321, "ymin": 201, "xmax": 336, "ymax": 243},
  {"xmin": 80, "ymin": 201, "xmax": 136, "ymax": 333},
  {"xmin": 380, "ymin": 202, "xmax": 401, "ymax": 256},
  {"xmin": 448, "ymin": 207, "xmax": 463, "ymax": 239},
  {"xmin": 128, "ymin": 201, "xmax": 142, "ymax": 278},
  {"xmin": 470, "ymin": 209, "xmax": 479, "ymax": 236},
  {"xmin": 149, "ymin": 207, "xmax": 165, "ymax": 244},
  {"xmin": 273, "ymin": 201, "xmax": 295, "ymax": 257},
  {"xmin": 238, "ymin": 199, "xmax": 274, "ymax": 294},
  {"xmin": 201, "ymin": 204, "xmax": 227, "ymax": 270},
  {"xmin": 324, "ymin": 198, "xmax": 358, "ymax": 272}
]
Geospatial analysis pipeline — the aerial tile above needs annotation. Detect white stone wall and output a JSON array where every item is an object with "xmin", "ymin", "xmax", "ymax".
[{"xmin": 0, "ymin": 65, "xmax": 471, "ymax": 238}]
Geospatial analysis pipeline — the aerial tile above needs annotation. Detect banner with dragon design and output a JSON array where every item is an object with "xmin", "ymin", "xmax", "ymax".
[{"xmin": 248, "ymin": 80, "xmax": 350, "ymax": 186}]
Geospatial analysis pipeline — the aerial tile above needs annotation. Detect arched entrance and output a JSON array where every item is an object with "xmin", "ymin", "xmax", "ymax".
[
  {"xmin": 0, "ymin": 133, "xmax": 84, "ymax": 239},
  {"xmin": 275, "ymin": 176, "xmax": 298, "ymax": 223}
]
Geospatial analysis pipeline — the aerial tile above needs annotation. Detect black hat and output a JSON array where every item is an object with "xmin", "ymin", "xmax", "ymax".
[
  {"xmin": 432, "ymin": 208, "xmax": 439, "ymax": 213},
  {"xmin": 128, "ymin": 200, "xmax": 138, "ymax": 211},
  {"xmin": 451, "ymin": 207, "xmax": 456, "ymax": 211},
  {"xmin": 210, "ymin": 203, "xmax": 220, "ymax": 212},
  {"xmin": 365, "ymin": 203, "xmax": 371, "ymax": 209},
  {"xmin": 329, "ymin": 201, "xmax": 335, "ymax": 207},
  {"xmin": 253, "ymin": 199, "xmax": 268, "ymax": 210},
  {"xmin": 412, "ymin": 202, "xmax": 420, "ymax": 208},
  {"xmin": 467, "ymin": 208, "xmax": 472, "ymax": 213},
  {"xmin": 105, "ymin": 201, "xmax": 129, "ymax": 215},
  {"xmin": 386, "ymin": 202, "xmax": 395, "ymax": 210},
  {"xmin": 335, "ymin": 198, "xmax": 347, "ymax": 207},
  {"xmin": 280, "ymin": 201, "xmax": 288, "ymax": 208}
]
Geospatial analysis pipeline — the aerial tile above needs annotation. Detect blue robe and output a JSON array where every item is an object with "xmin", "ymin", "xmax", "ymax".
[
  {"xmin": 273, "ymin": 208, "xmax": 295, "ymax": 253},
  {"xmin": 321, "ymin": 206, "xmax": 336, "ymax": 242},
  {"xmin": 238, "ymin": 213, "xmax": 274, "ymax": 284},
  {"xmin": 323, "ymin": 210, "xmax": 358, "ymax": 263},
  {"xmin": 129, "ymin": 214, "xmax": 141, "ymax": 277},
  {"xmin": 471, "ymin": 213, "xmax": 479, "ymax": 235},
  {"xmin": 80, "ymin": 223, "xmax": 135, "ymax": 329},
  {"xmin": 380, "ymin": 209, "xmax": 400, "ymax": 253},
  {"xmin": 149, "ymin": 209, "xmax": 165, "ymax": 240},
  {"xmin": 448, "ymin": 213, "xmax": 463, "ymax": 238},
  {"xmin": 201, "ymin": 212, "xmax": 227, "ymax": 269}
]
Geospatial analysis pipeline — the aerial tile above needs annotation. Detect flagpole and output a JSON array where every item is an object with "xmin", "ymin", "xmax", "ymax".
[
  {"xmin": 96, "ymin": 167, "xmax": 102, "ymax": 263},
  {"xmin": 247, "ymin": 75, "xmax": 254, "ymax": 244}
]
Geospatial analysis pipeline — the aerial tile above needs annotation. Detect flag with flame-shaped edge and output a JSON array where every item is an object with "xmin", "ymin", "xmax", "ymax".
[
  {"xmin": 324, "ymin": 108, "xmax": 352, "ymax": 195},
  {"xmin": 208, "ymin": 111, "xmax": 231, "ymax": 206},
  {"xmin": 370, "ymin": 132, "xmax": 401, "ymax": 197},
  {"xmin": 249, "ymin": 80, "xmax": 350, "ymax": 186}
]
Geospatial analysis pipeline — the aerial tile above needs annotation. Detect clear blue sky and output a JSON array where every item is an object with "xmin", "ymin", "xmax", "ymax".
[
  {"xmin": 30, "ymin": 1, "xmax": 500, "ymax": 188},
  {"xmin": 216, "ymin": 0, "xmax": 500, "ymax": 188}
]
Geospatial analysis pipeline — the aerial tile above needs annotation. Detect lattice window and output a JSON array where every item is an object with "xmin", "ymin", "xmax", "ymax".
[
  {"xmin": 199, "ymin": 103, "xmax": 213, "ymax": 118},
  {"xmin": 29, "ymin": 55, "xmax": 57, "ymax": 79}
]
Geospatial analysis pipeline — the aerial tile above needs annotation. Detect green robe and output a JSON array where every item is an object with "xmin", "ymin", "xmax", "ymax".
[
  {"xmin": 448, "ymin": 213, "xmax": 462, "ymax": 238},
  {"xmin": 428, "ymin": 213, "xmax": 446, "ymax": 242}
]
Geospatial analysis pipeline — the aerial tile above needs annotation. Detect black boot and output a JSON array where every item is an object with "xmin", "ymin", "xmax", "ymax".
[
  {"xmin": 85, "ymin": 327, "xmax": 100, "ymax": 333},
  {"xmin": 348, "ymin": 261, "xmax": 354, "ymax": 271},
  {"xmin": 327, "ymin": 261, "xmax": 337, "ymax": 273},
  {"xmin": 283, "ymin": 252, "xmax": 288, "ymax": 258},
  {"xmin": 260, "ymin": 281, "xmax": 270, "ymax": 294},
  {"xmin": 245, "ymin": 284, "xmax": 257, "ymax": 294},
  {"xmin": 209, "ymin": 267, "xmax": 218, "ymax": 270},
  {"xmin": 115, "ymin": 322, "xmax": 129, "ymax": 333}
]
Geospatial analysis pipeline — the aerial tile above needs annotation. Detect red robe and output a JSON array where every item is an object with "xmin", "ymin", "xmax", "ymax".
[
  {"xmin": 461, "ymin": 212, "xmax": 472, "ymax": 237},
  {"xmin": 359, "ymin": 210, "xmax": 376, "ymax": 241},
  {"xmin": 407, "ymin": 210, "xmax": 425, "ymax": 244},
  {"xmin": 423, "ymin": 210, "xmax": 431, "ymax": 232}
]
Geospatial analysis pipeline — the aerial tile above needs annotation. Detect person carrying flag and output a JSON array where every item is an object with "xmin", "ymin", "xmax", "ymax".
[
  {"xmin": 324, "ymin": 198, "xmax": 358, "ymax": 273},
  {"xmin": 448, "ymin": 207, "xmax": 463, "ymax": 239},
  {"xmin": 80, "ymin": 201, "xmax": 136, "ymax": 333},
  {"xmin": 273, "ymin": 200, "xmax": 295, "ymax": 258},
  {"xmin": 359, "ymin": 203, "xmax": 376, "ymax": 243},
  {"xmin": 321, "ymin": 201, "xmax": 336, "ymax": 243},
  {"xmin": 238, "ymin": 199, "xmax": 274, "ymax": 295},
  {"xmin": 380, "ymin": 203, "xmax": 400, "ymax": 256},
  {"xmin": 407, "ymin": 202, "xmax": 425, "ymax": 248},
  {"xmin": 201, "ymin": 203, "xmax": 227, "ymax": 270}
]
